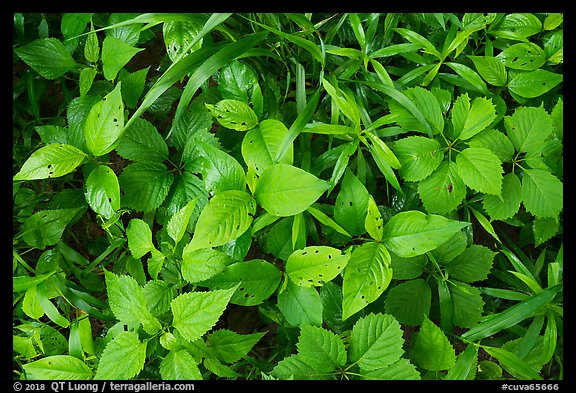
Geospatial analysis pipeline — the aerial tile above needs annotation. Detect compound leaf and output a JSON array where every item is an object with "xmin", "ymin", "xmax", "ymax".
[
  {"xmin": 505, "ymin": 106, "xmax": 554, "ymax": 153},
  {"xmin": 452, "ymin": 94, "xmax": 497, "ymax": 141},
  {"xmin": 418, "ymin": 161, "xmax": 467, "ymax": 214},
  {"xmin": 393, "ymin": 136, "xmax": 443, "ymax": 182},
  {"xmin": 446, "ymin": 245, "xmax": 496, "ymax": 283},
  {"xmin": 483, "ymin": 172, "xmax": 522, "ymax": 221}
]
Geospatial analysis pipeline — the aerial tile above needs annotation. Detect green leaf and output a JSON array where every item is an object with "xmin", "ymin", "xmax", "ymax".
[
  {"xmin": 22, "ymin": 208, "xmax": 82, "ymax": 250},
  {"xmin": 468, "ymin": 55, "xmax": 507, "ymax": 86},
  {"xmin": 84, "ymin": 27, "xmax": 100, "ymax": 63},
  {"xmin": 207, "ymin": 329, "xmax": 265, "ymax": 364},
  {"xmin": 187, "ymin": 190, "xmax": 256, "ymax": 251},
  {"xmin": 14, "ymin": 143, "xmax": 87, "ymax": 181},
  {"xmin": 521, "ymin": 168, "xmax": 563, "ymax": 218},
  {"xmin": 451, "ymin": 94, "xmax": 497, "ymax": 140},
  {"xmin": 206, "ymin": 99, "xmax": 259, "ymax": 131},
  {"xmin": 385, "ymin": 278, "xmax": 431, "ymax": 326},
  {"xmin": 119, "ymin": 162, "xmax": 174, "ymax": 212},
  {"xmin": 364, "ymin": 196, "xmax": 384, "ymax": 242},
  {"xmin": 382, "ymin": 210, "xmax": 470, "ymax": 258},
  {"xmin": 543, "ymin": 13, "xmax": 563, "ymax": 30},
  {"xmin": 444, "ymin": 343, "xmax": 478, "ymax": 380},
  {"xmin": 394, "ymin": 136, "xmax": 443, "ymax": 182},
  {"xmin": 79, "ymin": 67, "xmax": 97, "ymax": 96},
  {"xmin": 163, "ymin": 19, "xmax": 203, "ymax": 62},
  {"xmin": 286, "ymin": 246, "xmax": 350, "ymax": 287},
  {"xmin": 483, "ymin": 173, "xmax": 522, "ymax": 221},
  {"xmin": 418, "ymin": 161, "xmax": 467, "ymax": 214},
  {"xmin": 507, "ymin": 70, "xmax": 562, "ymax": 98},
  {"xmin": 411, "ymin": 316, "xmax": 456, "ymax": 371},
  {"xmin": 126, "ymin": 218, "xmax": 156, "ymax": 259},
  {"xmin": 241, "ymin": 119, "xmax": 293, "ymax": 176},
  {"xmin": 389, "ymin": 86, "xmax": 444, "ymax": 135},
  {"xmin": 160, "ymin": 350, "xmax": 203, "ymax": 380},
  {"xmin": 14, "ymin": 38, "xmax": 77, "ymax": 80},
  {"xmin": 467, "ymin": 128, "xmax": 515, "ymax": 163},
  {"xmin": 456, "ymin": 147, "xmax": 503, "ymax": 195},
  {"xmin": 334, "ymin": 169, "xmax": 370, "ymax": 236},
  {"xmin": 101, "ymin": 36, "xmax": 144, "ymax": 81},
  {"xmin": 496, "ymin": 42, "xmax": 546, "ymax": 71},
  {"xmin": 23, "ymin": 355, "xmax": 92, "ymax": 380},
  {"xmin": 349, "ymin": 313, "xmax": 405, "ymax": 372},
  {"xmin": 167, "ymin": 198, "xmax": 198, "ymax": 244},
  {"xmin": 307, "ymin": 205, "xmax": 352, "ymax": 238},
  {"xmin": 496, "ymin": 13, "xmax": 542, "ymax": 38},
  {"xmin": 255, "ymin": 164, "xmax": 330, "ymax": 217},
  {"xmin": 200, "ymin": 259, "xmax": 282, "ymax": 306},
  {"xmin": 181, "ymin": 248, "xmax": 235, "ymax": 284},
  {"xmin": 446, "ymin": 245, "xmax": 496, "ymax": 283},
  {"xmin": 296, "ymin": 325, "xmax": 347, "ymax": 372},
  {"xmin": 84, "ymin": 83, "xmax": 125, "ymax": 156},
  {"xmin": 361, "ymin": 358, "xmax": 421, "ymax": 380},
  {"xmin": 277, "ymin": 280, "xmax": 323, "ymax": 327},
  {"xmin": 104, "ymin": 271, "xmax": 161, "ymax": 335},
  {"xmin": 483, "ymin": 347, "xmax": 543, "ymax": 380},
  {"xmin": 94, "ymin": 331, "xmax": 147, "ymax": 380},
  {"xmin": 271, "ymin": 354, "xmax": 322, "ymax": 380},
  {"xmin": 85, "ymin": 165, "xmax": 120, "ymax": 219},
  {"xmin": 445, "ymin": 62, "xmax": 489, "ymax": 95},
  {"xmin": 218, "ymin": 60, "xmax": 261, "ymax": 105},
  {"xmin": 451, "ymin": 281, "xmax": 485, "ymax": 329},
  {"xmin": 533, "ymin": 217, "xmax": 559, "ymax": 247},
  {"xmin": 171, "ymin": 286, "xmax": 237, "ymax": 342},
  {"xmin": 504, "ymin": 105, "xmax": 554, "ymax": 153},
  {"xmin": 115, "ymin": 118, "xmax": 168, "ymax": 163}
]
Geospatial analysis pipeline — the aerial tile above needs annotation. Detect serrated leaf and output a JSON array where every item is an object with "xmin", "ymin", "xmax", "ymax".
[
  {"xmin": 382, "ymin": 210, "xmax": 470, "ymax": 258},
  {"xmin": 255, "ymin": 164, "xmax": 330, "ymax": 217},
  {"xmin": 206, "ymin": 99, "xmax": 258, "ymax": 131},
  {"xmin": 286, "ymin": 246, "xmax": 350, "ymax": 287},
  {"xmin": 241, "ymin": 119, "xmax": 293, "ymax": 175},
  {"xmin": 418, "ymin": 161, "xmax": 467, "ymax": 214},
  {"xmin": 342, "ymin": 243, "xmax": 392, "ymax": 320},
  {"xmin": 452, "ymin": 95, "xmax": 497, "ymax": 140},
  {"xmin": 296, "ymin": 325, "xmax": 347, "ymax": 372},
  {"xmin": 85, "ymin": 165, "xmax": 120, "ymax": 219},
  {"xmin": 446, "ymin": 245, "xmax": 496, "ymax": 283},
  {"xmin": 411, "ymin": 316, "xmax": 456, "ymax": 371},
  {"xmin": 467, "ymin": 128, "xmax": 515, "ymax": 163},
  {"xmin": 23, "ymin": 355, "xmax": 92, "ymax": 380},
  {"xmin": 483, "ymin": 173, "xmax": 522, "ymax": 221},
  {"xmin": 188, "ymin": 190, "xmax": 256, "ymax": 250},
  {"xmin": 200, "ymin": 259, "xmax": 281, "ymax": 306},
  {"xmin": 456, "ymin": 147, "xmax": 503, "ymax": 195},
  {"xmin": 102, "ymin": 36, "xmax": 144, "ymax": 81},
  {"xmin": 384, "ymin": 279, "xmax": 431, "ymax": 326},
  {"xmin": 207, "ymin": 329, "xmax": 266, "ymax": 363},
  {"xmin": 533, "ymin": 217, "xmax": 559, "ymax": 247},
  {"xmin": 468, "ymin": 55, "xmax": 507, "ymax": 86},
  {"xmin": 84, "ymin": 83, "xmax": 125, "ymax": 156},
  {"xmin": 496, "ymin": 42, "xmax": 546, "ymax": 71},
  {"xmin": 160, "ymin": 349, "xmax": 203, "ymax": 380},
  {"xmin": 144, "ymin": 280, "xmax": 174, "ymax": 317},
  {"xmin": 361, "ymin": 358, "xmax": 421, "ymax": 380},
  {"xmin": 171, "ymin": 286, "xmax": 237, "ymax": 342},
  {"xmin": 14, "ymin": 38, "xmax": 77, "ymax": 80},
  {"xmin": 79, "ymin": 67, "xmax": 97, "ymax": 96},
  {"xmin": 484, "ymin": 346, "xmax": 543, "ymax": 380},
  {"xmin": 167, "ymin": 198, "xmax": 198, "ymax": 244},
  {"xmin": 521, "ymin": 168, "xmax": 563, "ymax": 218},
  {"xmin": 451, "ymin": 281, "xmax": 484, "ymax": 329},
  {"xmin": 94, "ymin": 331, "xmax": 146, "ymax": 380},
  {"xmin": 22, "ymin": 208, "xmax": 82, "ymax": 250},
  {"xmin": 126, "ymin": 219, "xmax": 156, "ymax": 259},
  {"xmin": 334, "ymin": 169, "xmax": 370, "ymax": 236},
  {"xmin": 163, "ymin": 20, "xmax": 203, "ymax": 62},
  {"xmin": 104, "ymin": 271, "xmax": 161, "ymax": 335},
  {"xmin": 119, "ymin": 162, "xmax": 174, "ymax": 212},
  {"xmin": 505, "ymin": 106, "xmax": 554, "ymax": 153},
  {"xmin": 394, "ymin": 136, "xmax": 443, "ymax": 182},
  {"xmin": 181, "ymin": 248, "xmax": 235, "ymax": 284},
  {"xmin": 14, "ymin": 143, "xmax": 87, "ymax": 181},
  {"xmin": 218, "ymin": 60, "xmax": 262, "ymax": 115},
  {"xmin": 115, "ymin": 118, "xmax": 168, "ymax": 162},
  {"xmin": 390, "ymin": 86, "xmax": 444, "ymax": 135},
  {"xmin": 508, "ymin": 70, "xmax": 562, "ymax": 99},
  {"xmin": 277, "ymin": 280, "xmax": 323, "ymax": 327},
  {"xmin": 349, "ymin": 313, "xmax": 405, "ymax": 372},
  {"xmin": 271, "ymin": 354, "xmax": 322, "ymax": 380}
]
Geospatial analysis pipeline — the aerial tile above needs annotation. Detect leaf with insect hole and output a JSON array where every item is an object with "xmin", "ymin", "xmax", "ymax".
[
  {"xmin": 14, "ymin": 144, "xmax": 87, "ymax": 181},
  {"xmin": 286, "ymin": 246, "xmax": 350, "ymax": 288},
  {"xmin": 84, "ymin": 83, "xmax": 125, "ymax": 156},
  {"xmin": 206, "ymin": 99, "xmax": 258, "ymax": 131},
  {"xmin": 85, "ymin": 165, "xmax": 120, "ymax": 220}
]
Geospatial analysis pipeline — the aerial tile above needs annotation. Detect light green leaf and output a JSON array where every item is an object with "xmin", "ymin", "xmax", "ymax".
[
  {"xmin": 307, "ymin": 206, "xmax": 352, "ymax": 238},
  {"xmin": 171, "ymin": 286, "xmax": 237, "ymax": 342},
  {"xmin": 543, "ymin": 13, "xmax": 563, "ymax": 30},
  {"xmin": 119, "ymin": 162, "xmax": 174, "ymax": 212},
  {"xmin": 181, "ymin": 248, "xmax": 235, "ymax": 284},
  {"xmin": 23, "ymin": 355, "xmax": 92, "ymax": 380},
  {"xmin": 364, "ymin": 196, "xmax": 384, "ymax": 242},
  {"xmin": 411, "ymin": 316, "xmax": 456, "ymax": 371},
  {"xmin": 467, "ymin": 128, "xmax": 515, "ymax": 163},
  {"xmin": 504, "ymin": 105, "xmax": 553, "ymax": 153},
  {"xmin": 255, "ymin": 164, "xmax": 330, "ymax": 217},
  {"xmin": 126, "ymin": 219, "xmax": 156, "ymax": 259},
  {"xmin": 382, "ymin": 210, "xmax": 470, "ymax": 258},
  {"xmin": 452, "ymin": 95, "xmax": 497, "ymax": 141},
  {"xmin": 14, "ymin": 38, "xmax": 77, "ymax": 80},
  {"xmin": 206, "ymin": 99, "xmax": 259, "ymax": 131},
  {"xmin": 446, "ymin": 245, "xmax": 496, "ymax": 283},
  {"xmin": 277, "ymin": 280, "xmax": 323, "ymax": 327},
  {"xmin": 521, "ymin": 168, "xmax": 563, "ymax": 218},
  {"xmin": 85, "ymin": 165, "xmax": 120, "ymax": 219},
  {"xmin": 14, "ymin": 144, "xmax": 87, "ymax": 181},
  {"xmin": 241, "ymin": 119, "xmax": 293, "ymax": 176},
  {"xmin": 418, "ymin": 161, "xmax": 467, "ymax": 214},
  {"xmin": 115, "ymin": 118, "xmax": 168, "ymax": 162},
  {"xmin": 507, "ymin": 70, "xmax": 562, "ymax": 99},
  {"xmin": 456, "ymin": 147, "xmax": 503, "ymax": 195},
  {"xmin": 94, "ymin": 331, "xmax": 146, "ymax": 380},
  {"xmin": 200, "ymin": 259, "xmax": 281, "ymax": 306},
  {"xmin": 167, "ymin": 198, "xmax": 198, "ymax": 244},
  {"xmin": 533, "ymin": 217, "xmax": 559, "ymax": 247},
  {"xmin": 187, "ymin": 190, "xmax": 256, "ymax": 251},
  {"xmin": 101, "ymin": 36, "xmax": 144, "ymax": 81},
  {"xmin": 207, "ymin": 329, "xmax": 266, "ymax": 364},
  {"xmin": 286, "ymin": 246, "xmax": 350, "ymax": 287},
  {"xmin": 349, "ymin": 313, "xmax": 405, "ymax": 372},
  {"xmin": 160, "ymin": 350, "xmax": 203, "ymax": 380},
  {"xmin": 79, "ymin": 67, "xmax": 97, "ymax": 96},
  {"xmin": 393, "ymin": 136, "xmax": 443, "ymax": 182},
  {"xmin": 342, "ymin": 242, "xmax": 392, "ymax": 320},
  {"xmin": 385, "ymin": 278, "xmax": 431, "ymax": 326},
  {"xmin": 271, "ymin": 354, "xmax": 322, "ymax": 380},
  {"xmin": 334, "ymin": 169, "xmax": 370, "ymax": 236},
  {"xmin": 296, "ymin": 325, "xmax": 347, "ymax": 372},
  {"xmin": 444, "ymin": 343, "xmax": 478, "ymax": 380},
  {"xmin": 496, "ymin": 42, "xmax": 546, "ymax": 71},
  {"xmin": 163, "ymin": 19, "xmax": 203, "ymax": 62},
  {"xmin": 468, "ymin": 55, "xmax": 507, "ymax": 86},
  {"xmin": 483, "ymin": 173, "xmax": 522, "ymax": 221},
  {"xmin": 445, "ymin": 62, "xmax": 489, "ymax": 95},
  {"xmin": 361, "ymin": 358, "xmax": 421, "ymax": 380},
  {"xmin": 84, "ymin": 83, "xmax": 125, "ymax": 156}
]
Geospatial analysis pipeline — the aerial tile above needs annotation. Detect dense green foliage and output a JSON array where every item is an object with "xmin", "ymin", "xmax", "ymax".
[{"xmin": 13, "ymin": 13, "xmax": 563, "ymax": 381}]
